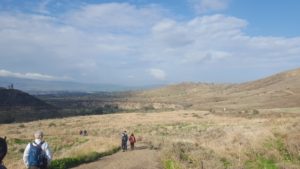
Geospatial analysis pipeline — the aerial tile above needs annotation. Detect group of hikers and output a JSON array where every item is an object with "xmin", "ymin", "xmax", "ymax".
[
  {"xmin": 121, "ymin": 131, "xmax": 136, "ymax": 151},
  {"xmin": 79, "ymin": 130, "xmax": 88, "ymax": 136},
  {"xmin": 0, "ymin": 130, "xmax": 137, "ymax": 169}
]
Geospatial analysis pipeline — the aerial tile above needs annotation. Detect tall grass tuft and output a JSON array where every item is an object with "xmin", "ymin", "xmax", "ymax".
[
  {"xmin": 245, "ymin": 155, "xmax": 278, "ymax": 169},
  {"xmin": 163, "ymin": 159, "xmax": 181, "ymax": 169}
]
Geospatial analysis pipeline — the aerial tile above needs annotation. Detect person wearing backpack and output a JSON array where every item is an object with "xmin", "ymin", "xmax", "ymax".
[
  {"xmin": 0, "ymin": 136, "xmax": 7, "ymax": 169},
  {"xmin": 129, "ymin": 133, "xmax": 136, "ymax": 150},
  {"xmin": 23, "ymin": 131, "xmax": 52, "ymax": 169},
  {"xmin": 121, "ymin": 131, "xmax": 128, "ymax": 152}
]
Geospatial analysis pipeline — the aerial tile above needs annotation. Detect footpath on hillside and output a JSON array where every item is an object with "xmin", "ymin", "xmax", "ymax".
[{"xmin": 71, "ymin": 144, "xmax": 161, "ymax": 169}]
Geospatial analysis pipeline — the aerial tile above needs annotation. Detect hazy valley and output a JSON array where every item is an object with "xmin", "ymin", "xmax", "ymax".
[{"xmin": 0, "ymin": 68, "xmax": 300, "ymax": 169}]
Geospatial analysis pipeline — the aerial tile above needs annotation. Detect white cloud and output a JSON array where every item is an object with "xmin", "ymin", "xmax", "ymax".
[
  {"xmin": 189, "ymin": 0, "xmax": 230, "ymax": 14},
  {"xmin": 65, "ymin": 3, "xmax": 163, "ymax": 32},
  {"xmin": 152, "ymin": 19, "xmax": 176, "ymax": 32},
  {"xmin": 0, "ymin": 3, "xmax": 300, "ymax": 84},
  {"xmin": 0, "ymin": 69, "xmax": 70, "ymax": 81},
  {"xmin": 37, "ymin": 0, "xmax": 52, "ymax": 14},
  {"xmin": 146, "ymin": 14, "xmax": 246, "ymax": 64},
  {"xmin": 148, "ymin": 69, "xmax": 167, "ymax": 80},
  {"xmin": 183, "ymin": 50, "xmax": 231, "ymax": 63}
]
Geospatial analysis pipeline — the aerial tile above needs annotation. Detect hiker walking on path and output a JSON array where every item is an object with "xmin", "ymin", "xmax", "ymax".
[
  {"xmin": 129, "ymin": 133, "xmax": 136, "ymax": 150},
  {"xmin": 23, "ymin": 131, "xmax": 52, "ymax": 169},
  {"xmin": 121, "ymin": 131, "xmax": 128, "ymax": 152},
  {"xmin": 0, "ymin": 137, "xmax": 7, "ymax": 169}
]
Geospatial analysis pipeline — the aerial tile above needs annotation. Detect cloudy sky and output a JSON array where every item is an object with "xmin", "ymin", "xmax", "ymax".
[{"xmin": 0, "ymin": 0, "xmax": 300, "ymax": 86}]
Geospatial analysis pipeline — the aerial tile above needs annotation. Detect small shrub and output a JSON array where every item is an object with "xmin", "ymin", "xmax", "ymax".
[
  {"xmin": 18, "ymin": 124, "xmax": 25, "ymax": 128},
  {"xmin": 48, "ymin": 122, "xmax": 57, "ymax": 127},
  {"xmin": 192, "ymin": 113, "xmax": 202, "ymax": 118},
  {"xmin": 221, "ymin": 157, "xmax": 231, "ymax": 169},
  {"xmin": 179, "ymin": 151, "xmax": 189, "ymax": 161},
  {"xmin": 253, "ymin": 109, "xmax": 260, "ymax": 115},
  {"xmin": 164, "ymin": 159, "xmax": 180, "ymax": 169},
  {"xmin": 209, "ymin": 108, "xmax": 215, "ymax": 113},
  {"xmin": 143, "ymin": 105, "xmax": 155, "ymax": 111},
  {"xmin": 265, "ymin": 138, "xmax": 292, "ymax": 161},
  {"xmin": 18, "ymin": 148, "xmax": 25, "ymax": 153},
  {"xmin": 10, "ymin": 138, "xmax": 29, "ymax": 145},
  {"xmin": 274, "ymin": 139, "xmax": 292, "ymax": 161},
  {"xmin": 245, "ymin": 155, "xmax": 278, "ymax": 169}
]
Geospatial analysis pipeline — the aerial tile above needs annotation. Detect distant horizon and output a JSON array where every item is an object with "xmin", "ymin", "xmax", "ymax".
[
  {"xmin": 1, "ymin": 66, "xmax": 299, "ymax": 91},
  {"xmin": 1, "ymin": 0, "xmax": 300, "ymax": 86}
]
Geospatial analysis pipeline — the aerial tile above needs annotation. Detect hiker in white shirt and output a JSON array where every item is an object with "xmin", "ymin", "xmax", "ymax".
[{"xmin": 23, "ymin": 131, "xmax": 52, "ymax": 169}]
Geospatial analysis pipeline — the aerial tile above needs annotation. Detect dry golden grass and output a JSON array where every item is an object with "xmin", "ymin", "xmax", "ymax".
[
  {"xmin": 126, "ymin": 68, "xmax": 300, "ymax": 111},
  {"xmin": 0, "ymin": 109, "xmax": 299, "ymax": 169}
]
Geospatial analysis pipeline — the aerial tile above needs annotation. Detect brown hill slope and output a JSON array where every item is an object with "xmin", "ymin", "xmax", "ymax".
[
  {"xmin": 37, "ymin": 68, "xmax": 300, "ymax": 115},
  {"xmin": 127, "ymin": 68, "xmax": 300, "ymax": 110},
  {"xmin": 232, "ymin": 68, "xmax": 300, "ymax": 108}
]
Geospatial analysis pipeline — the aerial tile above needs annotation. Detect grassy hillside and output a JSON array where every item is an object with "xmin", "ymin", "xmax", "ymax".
[
  {"xmin": 33, "ymin": 68, "xmax": 300, "ymax": 125},
  {"xmin": 125, "ymin": 68, "xmax": 300, "ymax": 110},
  {"xmin": 1, "ymin": 68, "xmax": 300, "ymax": 168},
  {"xmin": 0, "ymin": 109, "xmax": 299, "ymax": 169}
]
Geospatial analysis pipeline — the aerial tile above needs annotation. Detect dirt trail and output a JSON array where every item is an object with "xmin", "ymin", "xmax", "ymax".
[{"xmin": 72, "ymin": 145, "xmax": 161, "ymax": 169}]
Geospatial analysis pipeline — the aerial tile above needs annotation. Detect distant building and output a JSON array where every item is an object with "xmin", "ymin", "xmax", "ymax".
[{"xmin": 8, "ymin": 84, "xmax": 14, "ymax": 89}]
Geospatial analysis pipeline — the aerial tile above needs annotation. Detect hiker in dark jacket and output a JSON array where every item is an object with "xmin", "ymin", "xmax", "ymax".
[
  {"xmin": 23, "ymin": 131, "xmax": 52, "ymax": 169},
  {"xmin": 121, "ymin": 131, "xmax": 128, "ymax": 152},
  {"xmin": 129, "ymin": 133, "xmax": 136, "ymax": 150},
  {"xmin": 0, "ymin": 137, "xmax": 7, "ymax": 169}
]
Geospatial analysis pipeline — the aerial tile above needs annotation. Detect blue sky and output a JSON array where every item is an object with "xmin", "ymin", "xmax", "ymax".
[
  {"xmin": 0, "ymin": 0, "xmax": 300, "ymax": 86},
  {"xmin": 226, "ymin": 0, "xmax": 300, "ymax": 37}
]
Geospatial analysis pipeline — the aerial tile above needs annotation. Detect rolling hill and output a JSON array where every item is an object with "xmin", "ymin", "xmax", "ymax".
[
  {"xmin": 0, "ymin": 88, "xmax": 59, "ymax": 123},
  {"xmin": 43, "ymin": 67, "xmax": 300, "ymax": 113},
  {"xmin": 2, "ymin": 68, "xmax": 300, "ymax": 124},
  {"xmin": 124, "ymin": 68, "xmax": 300, "ymax": 110}
]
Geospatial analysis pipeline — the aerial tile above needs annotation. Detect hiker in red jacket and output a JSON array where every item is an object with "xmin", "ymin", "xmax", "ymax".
[{"xmin": 129, "ymin": 133, "xmax": 136, "ymax": 150}]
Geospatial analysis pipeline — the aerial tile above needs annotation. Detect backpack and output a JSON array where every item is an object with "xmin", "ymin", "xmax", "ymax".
[
  {"xmin": 122, "ymin": 134, "xmax": 128, "ymax": 142},
  {"xmin": 128, "ymin": 136, "xmax": 134, "ymax": 143},
  {"xmin": 28, "ymin": 141, "xmax": 48, "ymax": 169}
]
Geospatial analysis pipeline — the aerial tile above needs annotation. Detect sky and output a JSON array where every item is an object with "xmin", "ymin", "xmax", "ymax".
[{"xmin": 0, "ymin": 0, "xmax": 300, "ymax": 86}]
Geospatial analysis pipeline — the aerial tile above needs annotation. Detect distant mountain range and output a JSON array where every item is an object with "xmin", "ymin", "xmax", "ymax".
[{"xmin": 0, "ymin": 77, "xmax": 149, "ymax": 94}]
